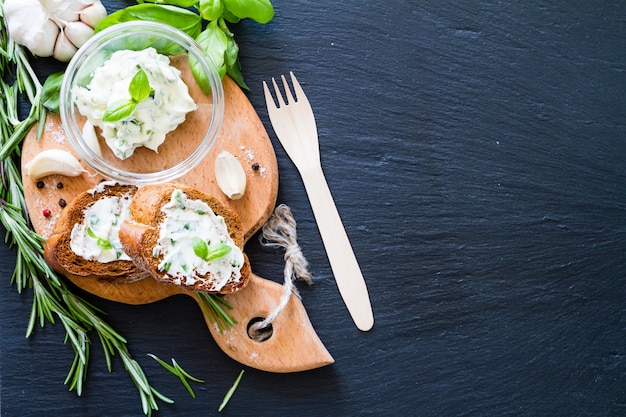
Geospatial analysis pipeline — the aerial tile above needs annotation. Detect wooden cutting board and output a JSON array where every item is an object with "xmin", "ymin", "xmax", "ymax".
[{"xmin": 21, "ymin": 74, "xmax": 333, "ymax": 373}]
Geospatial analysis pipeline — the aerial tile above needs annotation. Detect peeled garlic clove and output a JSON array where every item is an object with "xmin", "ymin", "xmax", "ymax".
[
  {"xmin": 80, "ymin": 1, "xmax": 108, "ymax": 28},
  {"xmin": 25, "ymin": 149, "xmax": 87, "ymax": 181},
  {"xmin": 215, "ymin": 151, "xmax": 247, "ymax": 200},
  {"xmin": 53, "ymin": 30, "xmax": 78, "ymax": 62},
  {"xmin": 82, "ymin": 120, "xmax": 102, "ymax": 158},
  {"xmin": 64, "ymin": 21, "xmax": 94, "ymax": 49}
]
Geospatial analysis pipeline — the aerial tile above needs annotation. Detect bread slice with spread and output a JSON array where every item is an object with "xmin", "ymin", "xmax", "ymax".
[
  {"xmin": 118, "ymin": 182, "xmax": 250, "ymax": 294},
  {"xmin": 44, "ymin": 182, "xmax": 147, "ymax": 283}
]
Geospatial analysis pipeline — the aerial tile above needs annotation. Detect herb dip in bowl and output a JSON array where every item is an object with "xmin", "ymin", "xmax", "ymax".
[{"xmin": 60, "ymin": 21, "xmax": 224, "ymax": 186}]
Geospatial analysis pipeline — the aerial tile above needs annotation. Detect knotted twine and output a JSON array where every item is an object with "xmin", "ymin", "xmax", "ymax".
[{"xmin": 249, "ymin": 204, "xmax": 313, "ymax": 336}]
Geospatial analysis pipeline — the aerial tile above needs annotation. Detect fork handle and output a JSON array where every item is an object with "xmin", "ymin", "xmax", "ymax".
[{"xmin": 300, "ymin": 166, "xmax": 374, "ymax": 331}]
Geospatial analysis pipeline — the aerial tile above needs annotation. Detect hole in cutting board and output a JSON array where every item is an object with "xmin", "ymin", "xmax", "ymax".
[{"xmin": 247, "ymin": 317, "xmax": 273, "ymax": 342}]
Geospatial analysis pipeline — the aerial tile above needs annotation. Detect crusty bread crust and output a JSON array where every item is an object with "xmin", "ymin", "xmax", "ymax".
[
  {"xmin": 118, "ymin": 182, "xmax": 250, "ymax": 294},
  {"xmin": 43, "ymin": 183, "xmax": 148, "ymax": 283}
]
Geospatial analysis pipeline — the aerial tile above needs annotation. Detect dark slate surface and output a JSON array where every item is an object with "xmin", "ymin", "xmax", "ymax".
[{"xmin": 2, "ymin": 0, "xmax": 625, "ymax": 416}]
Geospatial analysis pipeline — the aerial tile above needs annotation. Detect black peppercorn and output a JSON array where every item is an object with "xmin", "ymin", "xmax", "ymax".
[
  {"xmin": 57, "ymin": 182, "xmax": 64, "ymax": 189},
  {"xmin": 36, "ymin": 181, "xmax": 45, "ymax": 189},
  {"xmin": 251, "ymin": 162, "xmax": 260, "ymax": 171},
  {"xmin": 58, "ymin": 199, "xmax": 67, "ymax": 208}
]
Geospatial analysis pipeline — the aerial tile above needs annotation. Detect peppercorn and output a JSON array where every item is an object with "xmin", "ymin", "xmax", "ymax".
[
  {"xmin": 251, "ymin": 162, "xmax": 260, "ymax": 171},
  {"xmin": 36, "ymin": 181, "xmax": 45, "ymax": 189},
  {"xmin": 58, "ymin": 199, "xmax": 67, "ymax": 208},
  {"xmin": 57, "ymin": 182, "xmax": 64, "ymax": 189},
  {"xmin": 43, "ymin": 209, "xmax": 51, "ymax": 218}
]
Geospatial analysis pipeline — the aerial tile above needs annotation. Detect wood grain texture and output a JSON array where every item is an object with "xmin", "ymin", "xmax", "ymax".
[{"xmin": 2, "ymin": 0, "xmax": 625, "ymax": 416}]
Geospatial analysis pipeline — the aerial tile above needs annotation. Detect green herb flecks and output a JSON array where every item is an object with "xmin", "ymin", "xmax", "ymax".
[
  {"xmin": 87, "ymin": 227, "xmax": 113, "ymax": 250},
  {"xmin": 103, "ymin": 68, "xmax": 153, "ymax": 122}
]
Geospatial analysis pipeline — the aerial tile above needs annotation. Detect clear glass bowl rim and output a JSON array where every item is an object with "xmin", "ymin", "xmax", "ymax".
[{"xmin": 59, "ymin": 20, "xmax": 225, "ymax": 186}]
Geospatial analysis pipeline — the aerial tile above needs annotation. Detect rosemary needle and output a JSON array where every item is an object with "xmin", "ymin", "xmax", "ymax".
[{"xmin": 218, "ymin": 370, "xmax": 245, "ymax": 412}]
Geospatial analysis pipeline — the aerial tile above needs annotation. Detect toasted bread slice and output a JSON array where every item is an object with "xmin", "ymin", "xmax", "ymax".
[
  {"xmin": 44, "ymin": 182, "xmax": 148, "ymax": 283},
  {"xmin": 118, "ymin": 182, "xmax": 250, "ymax": 294}
]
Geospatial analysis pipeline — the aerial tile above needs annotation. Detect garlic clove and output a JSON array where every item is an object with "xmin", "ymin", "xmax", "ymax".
[
  {"xmin": 4, "ymin": 0, "xmax": 59, "ymax": 57},
  {"xmin": 25, "ymin": 149, "xmax": 87, "ymax": 181},
  {"xmin": 215, "ymin": 151, "xmax": 247, "ymax": 200},
  {"xmin": 80, "ymin": 1, "xmax": 108, "ymax": 29},
  {"xmin": 53, "ymin": 30, "xmax": 78, "ymax": 62},
  {"xmin": 64, "ymin": 21, "xmax": 94, "ymax": 49},
  {"xmin": 27, "ymin": 20, "xmax": 60, "ymax": 58},
  {"xmin": 41, "ymin": 0, "xmax": 89, "ymax": 23},
  {"xmin": 82, "ymin": 120, "xmax": 103, "ymax": 158}
]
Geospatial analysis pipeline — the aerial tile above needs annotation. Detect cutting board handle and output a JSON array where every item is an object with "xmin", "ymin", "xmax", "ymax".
[{"xmin": 198, "ymin": 273, "xmax": 334, "ymax": 373}]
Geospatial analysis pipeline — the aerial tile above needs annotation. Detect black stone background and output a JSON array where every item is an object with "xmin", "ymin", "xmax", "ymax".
[{"xmin": 1, "ymin": 1, "xmax": 625, "ymax": 416}]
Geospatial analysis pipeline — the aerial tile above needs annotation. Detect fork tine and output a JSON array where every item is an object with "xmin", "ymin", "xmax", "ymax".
[
  {"xmin": 288, "ymin": 72, "xmax": 308, "ymax": 105},
  {"xmin": 271, "ymin": 77, "xmax": 287, "ymax": 108},
  {"xmin": 262, "ymin": 81, "xmax": 276, "ymax": 110},
  {"xmin": 280, "ymin": 74, "xmax": 296, "ymax": 104}
]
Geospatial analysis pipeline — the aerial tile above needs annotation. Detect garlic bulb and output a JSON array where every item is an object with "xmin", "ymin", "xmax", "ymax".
[
  {"xmin": 25, "ymin": 149, "xmax": 87, "ymax": 180},
  {"xmin": 215, "ymin": 151, "xmax": 247, "ymax": 200},
  {"xmin": 4, "ymin": 0, "xmax": 107, "ymax": 62}
]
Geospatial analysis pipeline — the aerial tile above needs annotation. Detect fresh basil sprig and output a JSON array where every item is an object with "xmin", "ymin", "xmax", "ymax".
[
  {"xmin": 41, "ymin": 71, "xmax": 65, "ymax": 113},
  {"xmin": 192, "ymin": 237, "xmax": 232, "ymax": 261},
  {"xmin": 96, "ymin": 0, "xmax": 274, "ymax": 91},
  {"xmin": 102, "ymin": 68, "xmax": 152, "ymax": 123}
]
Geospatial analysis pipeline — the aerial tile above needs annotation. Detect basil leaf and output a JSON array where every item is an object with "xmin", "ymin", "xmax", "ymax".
[
  {"xmin": 129, "ymin": 69, "xmax": 151, "ymax": 103},
  {"xmin": 41, "ymin": 72, "xmax": 64, "ymax": 114},
  {"xmin": 199, "ymin": 0, "xmax": 224, "ymax": 21},
  {"xmin": 218, "ymin": 18, "xmax": 238, "ymax": 68},
  {"xmin": 205, "ymin": 242, "xmax": 232, "ymax": 261},
  {"xmin": 226, "ymin": 57, "xmax": 248, "ymax": 90},
  {"xmin": 103, "ymin": 100, "xmax": 137, "ymax": 123},
  {"xmin": 138, "ymin": 0, "xmax": 199, "ymax": 7},
  {"xmin": 192, "ymin": 238, "xmax": 232, "ymax": 261},
  {"xmin": 192, "ymin": 237, "xmax": 209, "ymax": 260},
  {"xmin": 221, "ymin": 7, "xmax": 241, "ymax": 24},
  {"xmin": 189, "ymin": 54, "xmax": 212, "ymax": 95},
  {"xmin": 195, "ymin": 21, "xmax": 228, "ymax": 77},
  {"xmin": 223, "ymin": 0, "xmax": 274, "ymax": 24},
  {"xmin": 95, "ymin": 4, "xmax": 203, "ymax": 39}
]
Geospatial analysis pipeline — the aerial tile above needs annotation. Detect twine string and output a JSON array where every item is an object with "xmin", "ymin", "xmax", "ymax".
[{"xmin": 253, "ymin": 204, "xmax": 312, "ymax": 332}]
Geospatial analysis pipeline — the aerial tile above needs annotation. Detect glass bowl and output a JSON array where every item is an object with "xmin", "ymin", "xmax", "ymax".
[{"xmin": 60, "ymin": 21, "xmax": 224, "ymax": 186}]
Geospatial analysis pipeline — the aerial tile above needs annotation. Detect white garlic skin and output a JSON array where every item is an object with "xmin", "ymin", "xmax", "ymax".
[
  {"xmin": 25, "ymin": 149, "xmax": 87, "ymax": 180},
  {"xmin": 3, "ymin": 0, "xmax": 107, "ymax": 62},
  {"xmin": 64, "ymin": 21, "xmax": 95, "ymax": 50},
  {"xmin": 80, "ymin": 2, "xmax": 108, "ymax": 28},
  {"xmin": 53, "ymin": 31, "xmax": 78, "ymax": 63},
  {"xmin": 215, "ymin": 151, "xmax": 247, "ymax": 200}
]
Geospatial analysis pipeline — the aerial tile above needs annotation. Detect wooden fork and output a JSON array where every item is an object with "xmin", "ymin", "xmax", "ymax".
[{"xmin": 263, "ymin": 72, "xmax": 374, "ymax": 331}]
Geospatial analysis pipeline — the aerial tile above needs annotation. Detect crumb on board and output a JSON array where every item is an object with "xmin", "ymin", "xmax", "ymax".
[{"xmin": 238, "ymin": 145, "xmax": 268, "ymax": 177}]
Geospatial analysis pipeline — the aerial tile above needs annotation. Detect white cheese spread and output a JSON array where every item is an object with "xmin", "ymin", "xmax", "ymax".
[
  {"xmin": 70, "ymin": 193, "xmax": 133, "ymax": 263},
  {"xmin": 73, "ymin": 47, "xmax": 197, "ymax": 159},
  {"xmin": 153, "ymin": 189, "xmax": 244, "ymax": 290}
]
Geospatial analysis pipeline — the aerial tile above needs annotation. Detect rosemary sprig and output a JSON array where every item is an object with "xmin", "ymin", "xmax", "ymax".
[
  {"xmin": 148, "ymin": 354, "xmax": 204, "ymax": 398},
  {"xmin": 196, "ymin": 291, "xmax": 238, "ymax": 333},
  {"xmin": 1, "ymin": 2, "xmax": 238, "ymax": 414}
]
